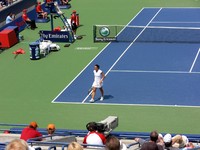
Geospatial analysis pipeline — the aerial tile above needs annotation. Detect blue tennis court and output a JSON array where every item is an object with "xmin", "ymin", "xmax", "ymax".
[{"xmin": 52, "ymin": 8, "xmax": 200, "ymax": 107}]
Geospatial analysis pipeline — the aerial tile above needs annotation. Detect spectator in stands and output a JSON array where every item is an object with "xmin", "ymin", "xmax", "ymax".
[
  {"xmin": 20, "ymin": 121, "xmax": 42, "ymax": 141},
  {"xmin": 105, "ymin": 136, "xmax": 127, "ymax": 150},
  {"xmin": 172, "ymin": 134, "xmax": 189, "ymax": 148},
  {"xmin": 46, "ymin": 0, "xmax": 54, "ymax": 3},
  {"xmin": 0, "ymin": 2, "xmax": 3, "ymax": 9},
  {"xmin": 163, "ymin": 134, "xmax": 179, "ymax": 150},
  {"xmin": 36, "ymin": 2, "xmax": 48, "ymax": 19},
  {"xmin": 22, "ymin": 9, "xmax": 37, "ymax": 30},
  {"xmin": 61, "ymin": 0, "xmax": 69, "ymax": 5},
  {"xmin": 47, "ymin": 123, "xmax": 56, "ymax": 135},
  {"xmin": 1, "ymin": 0, "xmax": 7, "ymax": 6},
  {"xmin": 83, "ymin": 122, "xmax": 106, "ymax": 146},
  {"xmin": 5, "ymin": 139, "xmax": 29, "ymax": 150},
  {"xmin": 6, "ymin": 12, "xmax": 15, "ymax": 24},
  {"xmin": 68, "ymin": 142, "xmax": 83, "ymax": 150},
  {"xmin": 141, "ymin": 142, "xmax": 159, "ymax": 150},
  {"xmin": 135, "ymin": 131, "xmax": 164, "ymax": 150},
  {"xmin": 7, "ymin": 0, "xmax": 13, "ymax": 6},
  {"xmin": 70, "ymin": 10, "xmax": 78, "ymax": 39}
]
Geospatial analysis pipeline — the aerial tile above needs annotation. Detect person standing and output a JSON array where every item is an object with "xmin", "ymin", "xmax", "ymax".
[
  {"xmin": 89, "ymin": 64, "xmax": 105, "ymax": 103},
  {"xmin": 70, "ymin": 10, "xmax": 78, "ymax": 39}
]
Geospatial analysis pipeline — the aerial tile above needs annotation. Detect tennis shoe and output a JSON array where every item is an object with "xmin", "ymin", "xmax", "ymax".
[
  {"xmin": 100, "ymin": 96, "xmax": 104, "ymax": 101},
  {"xmin": 89, "ymin": 99, "xmax": 94, "ymax": 103}
]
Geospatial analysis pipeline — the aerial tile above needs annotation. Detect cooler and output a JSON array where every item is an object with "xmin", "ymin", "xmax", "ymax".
[
  {"xmin": 0, "ymin": 29, "xmax": 18, "ymax": 48},
  {"xmin": 29, "ymin": 42, "xmax": 40, "ymax": 60}
]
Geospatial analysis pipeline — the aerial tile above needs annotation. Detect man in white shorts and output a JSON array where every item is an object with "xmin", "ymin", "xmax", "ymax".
[{"xmin": 90, "ymin": 64, "xmax": 105, "ymax": 103}]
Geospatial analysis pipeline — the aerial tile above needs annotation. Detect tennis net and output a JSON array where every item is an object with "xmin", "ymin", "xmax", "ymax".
[{"xmin": 93, "ymin": 25, "xmax": 200, "ymax": 43}]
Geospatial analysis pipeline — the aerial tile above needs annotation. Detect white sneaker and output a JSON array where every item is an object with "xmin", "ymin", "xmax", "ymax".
[
  {"xmin": 89, "ymin": 99, "xmax": 94, "ymax": 103},
  {"xmin": 100, "ymin": 96, "xmax": 104, "ymax": 101}
]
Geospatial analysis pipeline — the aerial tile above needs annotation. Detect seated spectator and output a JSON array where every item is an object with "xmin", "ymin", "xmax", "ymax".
[
  {"xmin": 6, "ymin": 139, "xmax": 29, "ymax": 150},
  {"xmin": 46, "ymin": 0, "xmax": 54, "ymax": 3},
  {"xmin": 83, "ymin": 122, "xmax": 106, "ymax": 146},
  {"xmin": 47, "ymin": 123, "xmax": 56, "ymax": 135},
  {"xmin": 0, "ymin": 2, "xmax": 3, "ymax": 9},
  {"xmin": 6, "ymin": 12, "xmax": 15, "ymax": 24},
  {"xmin": 171, "ymin": 134, "xmax": 194, "ymax": 149},
  {"xmin": 60, "ymin": 0, "xmax": 69, "ymax": 5},
  {"xmin": 7, "ymin": 0, "xmax": 13, "ymax": 6},
  {"xmin": 68, "ymin": 142, "xmax": 83, "ymax": 150},
  {"xmin": 105, "ymin": 136, "xmax": 127, "ymax": 150},
  {"xmin": 163, "ymin": 134, "xmax": 179, "ymax": 150},
  {"xmin": 36, "ymin": 2, "xmax": 48, "ymax": 19},
  {"xmin": 141, "ymin": 142, "xmax": 159, "ymax": 150},
  {"xmin": 20, "ymin": 121, "xmax": 42, "ymax": 141},
  {"xmin": 135, "ymin": 131, "xmax": 164, "ymax": 150},
  {"xmin": 22, "ymin": 9, "xmax": 37, "ymax": 30},
  {"xmin": 1, "ymin": 0, "xmax": 7, "ymax": 6}
]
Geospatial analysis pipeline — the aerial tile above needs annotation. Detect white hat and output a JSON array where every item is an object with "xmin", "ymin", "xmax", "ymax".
[
  {"xmin": 163, "ymin": 134, "xmax": 172, "ymax": 143},
  {"xmin": 159, "ymin": 133, "xmax": 163, "ymax": 138}
]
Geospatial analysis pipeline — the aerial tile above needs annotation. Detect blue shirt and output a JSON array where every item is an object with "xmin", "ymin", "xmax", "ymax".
[{"xmin": 6, "ymin": 15, "xmax": 13, "ymax": 24}]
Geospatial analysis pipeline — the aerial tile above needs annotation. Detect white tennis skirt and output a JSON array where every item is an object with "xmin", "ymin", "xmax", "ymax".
[{"xmin": 92, "ymin": 81, "xmax": 103, "ymax": 88}]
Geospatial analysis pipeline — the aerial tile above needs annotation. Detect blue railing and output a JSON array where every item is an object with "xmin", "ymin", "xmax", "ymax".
[{"xmin": 1, "ymin": 123, "xmax": 200, "ymax": 150}]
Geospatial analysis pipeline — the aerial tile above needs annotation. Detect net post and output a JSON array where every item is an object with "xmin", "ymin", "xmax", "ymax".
[{"xmin": 93, "ymin": 25, "xmax": 97, "ymax": 43}]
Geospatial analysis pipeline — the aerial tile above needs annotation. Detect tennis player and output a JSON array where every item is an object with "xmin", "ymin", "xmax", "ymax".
[{"xmin": 89, "ymin": 64, "xmax": 105, "ymax": 103}]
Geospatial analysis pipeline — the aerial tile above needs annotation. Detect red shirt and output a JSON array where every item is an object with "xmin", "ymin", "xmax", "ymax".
[
  {"xmin": 46, "ymin": 0, "xmax": 53, "ymax": 3},
  {"xmin": 22, "ymin": 13, "xmax": 29, "ymax": 21},
  {"xmin": 20, "ymin": 127, "xmax": 42, "ymax": 141},
  {"xmin": 36, "ymin": 4, "xmax": 42, "ymax": 13},
  {"xmin": 71, "ymin": 13, "xmax": 77, "ymax": 24}
]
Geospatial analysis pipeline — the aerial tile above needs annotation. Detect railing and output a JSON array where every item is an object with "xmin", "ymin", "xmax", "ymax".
[{"xmin": 1, "ymin": 123, "xmax": 200, "ymax": 150}]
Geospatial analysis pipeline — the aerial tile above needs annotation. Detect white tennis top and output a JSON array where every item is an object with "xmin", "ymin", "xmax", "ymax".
[{"xmin": 92, "ymin": 69, "xmax": 103, "ymax": 88}]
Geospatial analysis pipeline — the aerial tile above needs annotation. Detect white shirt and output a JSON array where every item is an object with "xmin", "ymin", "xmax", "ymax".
[
  {"xmin": 92, "ymin": 69, "xmax": 103, "ymax": 88},
  {"xmin": 94, "ymin": 69, "xmax": 102, "ymax": 82}
]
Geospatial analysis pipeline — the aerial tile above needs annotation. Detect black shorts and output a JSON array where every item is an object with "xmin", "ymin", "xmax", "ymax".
[{"xmin": 71, "ymin": 23, "xmax": 77, "ymax": 31}]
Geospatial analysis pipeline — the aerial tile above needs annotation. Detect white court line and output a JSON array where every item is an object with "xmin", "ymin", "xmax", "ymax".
[
  {"xmin": 189, "ymin": 48, "xmax": 200, "ymax": 73},
  {"xmin": 52, "ymin": 101, "xmax": 200, "ymax": 108},
  {"xmin": 52, "ymin": 8, "xmax": 147, "ymax": 104},
  {"xmin": 81, "ymin": 8, "xmax": 163, "ymax": 103},
  {"xmin": 152, "ymin": 21, "xmax": 200, "ymax": 24},
  {"xmin": 110, "ymin": 70, "xmax": 200, "ymax": 74}
]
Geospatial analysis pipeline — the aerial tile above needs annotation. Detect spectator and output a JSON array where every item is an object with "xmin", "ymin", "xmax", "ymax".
[
  {"xmin": 47, "ymin": 123, "xmax": 56, "ymax": 135},
  {"xmin": 36, "ymin": 2, "xmax": 48, "ymax": 19},
  {"xmin": 172, "ymin": 134, "xmax": 194, "ymax": 149},
  {"xmin": 83, "ymin": 122, "xmax": 106, "ymax": 146},
  {"xmin": 7, "ymin": 0, "xmax": 13, "ymax": 6},
  {"xmin": 5, "ymin": 139, "xmax": 29, "ymax": 150},
  {"xmin": 135, "ymin": 131, "xmax": 164, "ymax": 150},
  {"xmin": 22, "ymin": 9, "xmax": 37, "ymax": 30},
  {"xmin": 61, "ymin": 0, "xmax": 69, "ymax": 5},
  {"xmin": 68, "ymin": 142, "xmax": 83, "ymax": 150},
  {"xmin": 163, "ymin": 134, "xmax": 179, "ymax": 150},
  {"xmin": 20, "ymin": 121, "xmax": 42, "ymax": 141},
  {"xmin": 141, "ymin": 142, "xmax": 159, "ymax": 150},
  {"xmin": 105, "ymin": 136, "xmax": 127, "ymax": 150},
  {"xmin": 6, "ymin": 12, "xmax": 15, "ymax": 24}
]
